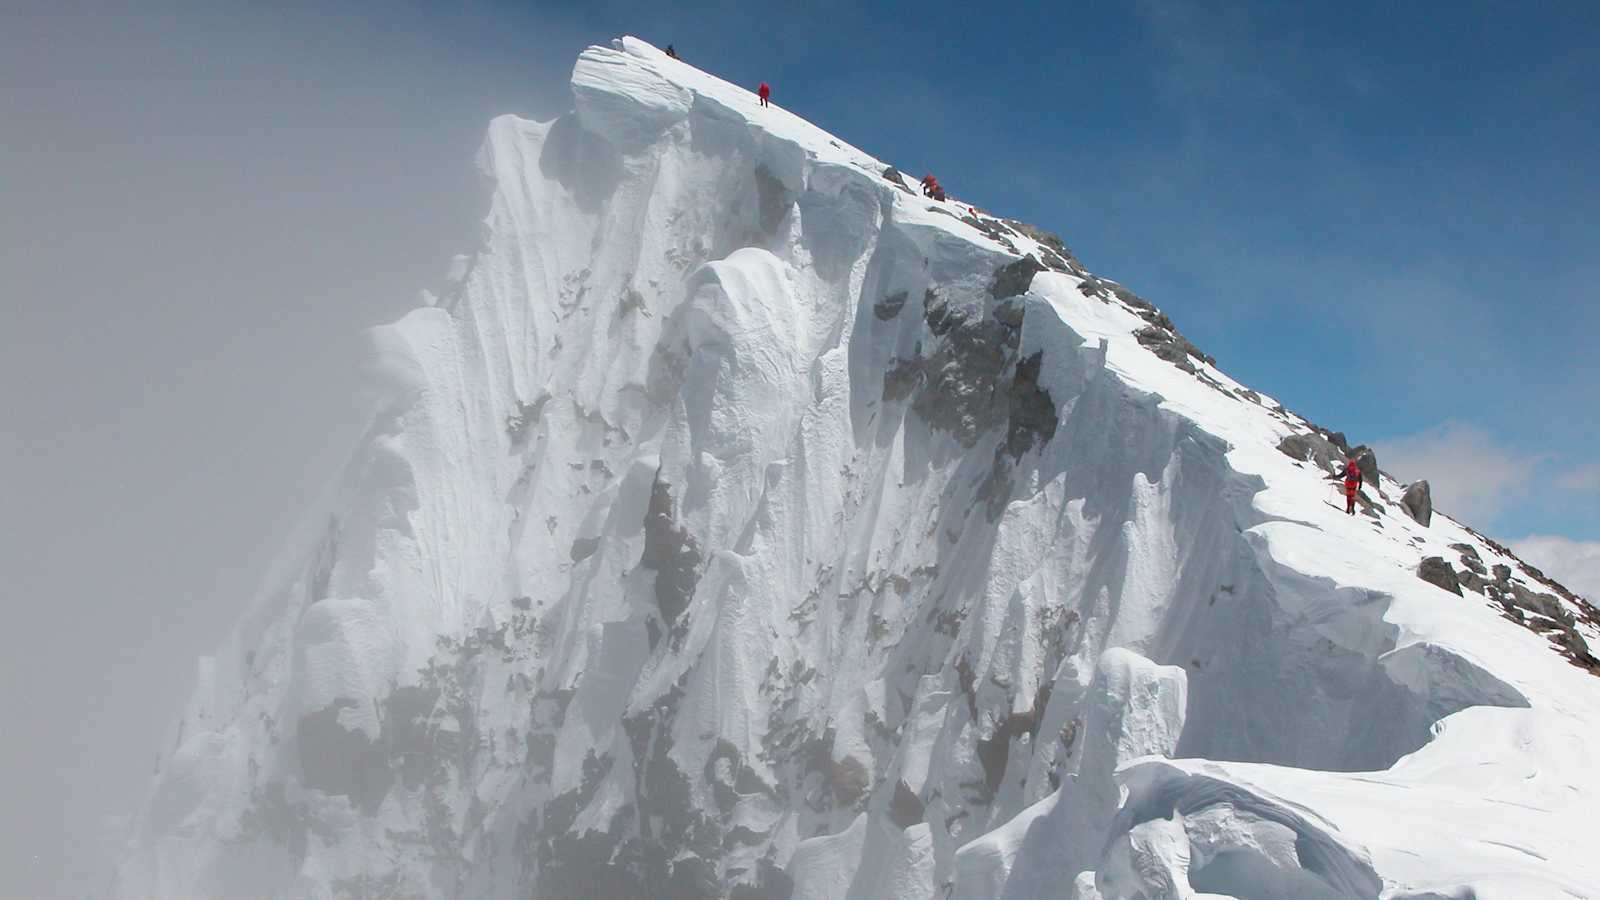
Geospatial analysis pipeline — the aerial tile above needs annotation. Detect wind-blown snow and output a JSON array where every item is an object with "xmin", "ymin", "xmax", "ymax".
[{"xmin": 111, "ymin": 37, "xmax": 1600, "ymax": 900}]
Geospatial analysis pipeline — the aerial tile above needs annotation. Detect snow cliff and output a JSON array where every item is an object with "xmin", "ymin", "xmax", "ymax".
[{"xmin": 112, "ymin": 37, "xmax": 1600, "ymax": 900}]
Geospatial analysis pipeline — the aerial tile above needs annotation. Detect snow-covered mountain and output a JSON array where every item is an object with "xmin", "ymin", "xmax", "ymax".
[{"xmin": 111, "ymin": 37, "xmax": 1600, "ymax": 900}]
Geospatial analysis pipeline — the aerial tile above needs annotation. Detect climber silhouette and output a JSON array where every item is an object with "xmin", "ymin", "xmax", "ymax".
[{"xmin": 758, "ymin": 82, "xmax": 771, "ymax": 107}]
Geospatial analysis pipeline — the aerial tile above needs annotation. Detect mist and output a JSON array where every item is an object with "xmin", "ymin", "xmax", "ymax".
[{"xmin": 0, "ymin": 4, "xmax": 578, "ymax": 895}]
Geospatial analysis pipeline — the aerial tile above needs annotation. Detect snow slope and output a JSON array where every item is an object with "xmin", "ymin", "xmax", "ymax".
[{"xmin": 111, "ymin": 37, "xmax": 1600, "ymax": 900}]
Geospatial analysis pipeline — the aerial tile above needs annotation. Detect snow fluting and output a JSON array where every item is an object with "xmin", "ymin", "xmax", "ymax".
[{"xmin": 111, "ymin": 37, "xmax": 1600, "ymax": 900}]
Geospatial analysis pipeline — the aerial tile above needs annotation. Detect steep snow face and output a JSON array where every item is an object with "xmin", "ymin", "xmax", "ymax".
[{"xmin": 113, "ymin": 38, "xmax": 1600, "ymax": 900}]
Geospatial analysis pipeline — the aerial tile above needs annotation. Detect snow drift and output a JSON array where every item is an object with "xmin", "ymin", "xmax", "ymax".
[{"xmin": 111, "ymin": 37, "xmax": 1600, "ymax": 900}]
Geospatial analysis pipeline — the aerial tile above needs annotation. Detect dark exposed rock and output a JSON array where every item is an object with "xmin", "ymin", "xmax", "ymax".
[
  {"xmin": 1278, "ymin": 432, "xmax": 1338, "ymax": 471},
  {"xmin": 385, "ymin": 685, "xmax": 450, "ymax": 790},
  {"xmin": 955, "ymin": 654, "xmax": 979, "ymax": 720},
  {"xmin": 641, "ymin": 474, "xmax": 703, "ymax": 625},
  {"xmin": 570, "ymin": 536, "xmax": 601, "ymax": 562},
  {"xmin": 618, "ymin": 286, "xmax": 647, "ymax": 318},
  {"xmin": 729, "ymin": 859, "xmax": 795, "ymax": 900},
  {"xmin": 704, "ymin": 740, "xmax": 744, "ymax": 813},
  {"xmin": 993, "ymin": 296, "xmax": 1026, "ymax": 329},
  {"xmin": 1454, "ymin": 549, "xmax": 1487, "ymax": 575},
  {"xmin": 1130, "ymin": 301, "xmax": 1216, "ymax": 372},
  {"xmin": 1510, "ymin": 584, "xmax": 1573, "ymax": 625},
  {"xmin": 1002, "ymin": 220, "xmax": 1083, "ymax": 272},
  {"xmin": 887, "ymin": 290, "xmax": 1018, "ymax": 447},
  {"xmin": 1554, "ymin": 628, "xmax": 1599, "ymax": 668},
  {"xmin": 975, "ymin": 684, "xmax": 1053, "ymax": 800},
  {"xmin": 607, "ymin": 679, "xmax": 730, "ymax": 897},
  {"xmin": 506, "ymin": 395, "xmax": 550, "ymax": 446},
  {"xmin": 890, "ymin": 779, "xmax": 925, "ymax": 828},
  {"xmin": 1494, "ymin": 594, "xmax": 1525, "ymax": 624},
  {"xmin": 828, "ymin": 754, "xmax": 870, "ymax": 809},
  {"xmin": 1459, "ymin": 570, "xmax": 1485, "ymax": 594},
  {"xmin": 1110, "ymin": 284, "xmax": 1155, "ymax": 313},
  {"xmin": 874, "ymin": 289, "xmax": 908, "ymax": 320},
  {"xmin": 960, "ymin": 215, "xmax": 1019, "ymax": 253},
  {"xmin": 990, "ymin": 255, "xmax": 1046, "ymax": 300},
  {"xmin": 881, "ymin": 166, "xmax": 913, "ymax": 194},
  {"xmin": 1417, "ymin": 557, "xmax": 1462, "ymax": 596},
  {"xmin": 1351, "ymin": 446, "xmax": 1380, "ymax": 491},
  {"xmin": 1135, "ymin": 326, "xmax": 1197, "ymax": 373},
  {"xmin": 535, "ymin": 753, "xmax": 647, "ymax": 900},
  {"xmin": 239, "ymin": 781, "xmax": 311, "ymax": 861},
  {"xmin": 882, "ymin": 354, "xmax": 923, "ymax": 402},
  {"xmin": 1400, "ymin": 480, "xmax": 1432, "ymax": 527},
  {"xmin": 976, "ymin": 347, "xmax": 1062, "ymax": 519},
  {"xmin": 1002, "ymin": 351, "xmax": 1058, "ymax": 458},
  {"xmin": 1493, "ymin": 564, "xmax": 1513, "ymax": 584},
  {"xmin": 297, "ymin": 699, "xmax": 392, "ymax": 815},
  {"xmin": 1138, "ymin": 310, "xmax": 1174, "ymax": 331}
]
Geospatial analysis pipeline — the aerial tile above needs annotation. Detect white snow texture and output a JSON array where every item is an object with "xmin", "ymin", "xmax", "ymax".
[{"xmin": 111, "ymin": 38, "xmax": 1600, "ymax": 900}]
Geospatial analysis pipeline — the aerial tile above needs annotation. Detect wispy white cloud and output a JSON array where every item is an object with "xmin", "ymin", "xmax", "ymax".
[
  {"xmin": 1556, "ymin": 462, "xmax": 1600, "ymax": 493},
  {"xmin": 1377, "ymin": 421, "xmax": 1598, "ymax": 536},
  {"xmin": 1511, "ymin": 535, "xmax": 1600, "ymax": 602},
  {"xmin": 1374, "ymin": 422, "xmax": 1546, "ymax": 523}
]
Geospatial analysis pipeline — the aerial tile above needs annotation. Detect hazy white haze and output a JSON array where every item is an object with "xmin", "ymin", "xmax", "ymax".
[{"xmin": 1, "ymin": 5, "xmax": 573, "ymax": 895}]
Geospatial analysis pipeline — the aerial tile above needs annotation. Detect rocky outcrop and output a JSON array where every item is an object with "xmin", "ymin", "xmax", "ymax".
[
  {"xmin": 1002, "ymin": 219, "xmax": 1082, "ymax": 273},
  {"xmin": 1401, "ymin": 480, "xmax": 1432, "ymax": 526},
  {"xmin": 990, "ymin": 254, "xmax": 1046, "ymax": 300},
  {"xmin": 1277, "ymin": 432, "xmax": 1339, "ymax": 471},
  {"xmin": 1418, "ymin": 556, "xmax": 1462, "ymax": 596},
  {"xmin": 1351, "ymin": 445, "xmax": 1380, "ymax": 490},
  {"xmin": 642, "ymin": 473, "xmax": 703, "ymax": 627},
  {"xmin": 1479, "ymin": 562, "xmax": 1600, "ymax": 673},
  {"xmin": 873, "ymin": 289, "xmax": 908, "ymax": 320},
  {"xmin": 1135, "ymin": 326, "xmax": 1202, "ymax": 373}
]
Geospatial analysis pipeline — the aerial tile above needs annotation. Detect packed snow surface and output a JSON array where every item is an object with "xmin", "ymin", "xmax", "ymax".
[{"xmin": 113, "ymin": 37, "xmax": 1600, "ymax": 900}]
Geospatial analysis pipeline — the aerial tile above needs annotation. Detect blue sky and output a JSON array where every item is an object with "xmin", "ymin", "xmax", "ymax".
[
  {"xmin": 535, "ymin": 0, "xmax": 1600, "ymax": 542},
  {"xmin": 1, "ymin": 1, "xmax": 1596, "ymax": 894}
]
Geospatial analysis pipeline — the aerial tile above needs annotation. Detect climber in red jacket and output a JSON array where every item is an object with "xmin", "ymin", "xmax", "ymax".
[
  {"xmin": 758, "ymin": 82, "xmax": 771, "ymax": 107},
  {"xmin": 1341, "ymin": 458, "xmax": 1362, "ymax": 515}
]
